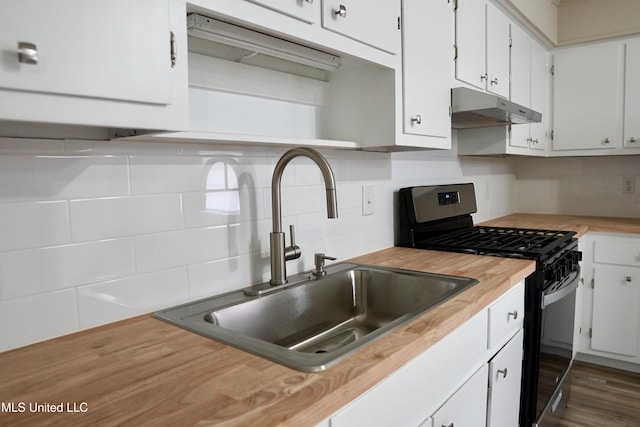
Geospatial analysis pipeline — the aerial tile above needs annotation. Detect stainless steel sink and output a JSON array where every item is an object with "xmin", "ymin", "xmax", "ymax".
[{"xmin": 154, "ymin": 263, "xmax": 478, "ymax": 372}]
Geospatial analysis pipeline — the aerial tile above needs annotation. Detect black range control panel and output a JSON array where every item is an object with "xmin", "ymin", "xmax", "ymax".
[{"xmin": 438, "ymin": 191, "xmax": 460, "ymax": 206}]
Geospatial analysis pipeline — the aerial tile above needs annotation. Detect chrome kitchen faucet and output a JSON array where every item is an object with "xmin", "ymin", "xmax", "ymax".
[{"xmin": 269, "ymin": 147, "xmax": 338, "ymax": 286}]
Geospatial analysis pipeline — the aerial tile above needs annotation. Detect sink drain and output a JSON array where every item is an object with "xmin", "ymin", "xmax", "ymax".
[{"xmin": 314, "ymin": 349, "xmax": 328, "ymax": 354}]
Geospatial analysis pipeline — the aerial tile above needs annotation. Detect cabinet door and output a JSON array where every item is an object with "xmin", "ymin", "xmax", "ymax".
[
  {"xmin": 321, "ymin": 0, "xmax": 400, "ymax": 54},
  {"xmin": 432, "ymin": 364, "xmax": 488, "ymax": 427},
  {"xmin": 455, "ymin": 0, "xmax": 486, "ymax": 90},
  {"xmin": 529, "ymin": 40, "xmax": 549, "ymax": 151},
  {"xmin": 402, "ymin": 0, "xmax": 452, "ymax": 140},
  {"xmin": 0, "ymin": 0, "xmax": 172, "ymax": 105},
  {"xmin": 509, "ymin": 23, "xmax": 531, "ymax": 149},
  {"xmin": 624, "ymin": 39, "xmax": 640, "ymax": 148},
  {"xmin": 591, "ymin": 264, "xmax": 640, "ymax": 357},
  {"xmin": 485, "ymin": 3, "xmax": 509, "ymax": 98},
  {"xmin": 487, "ymin": 330, "xmax": 523, "ymax": 427},
  {"xmin": 552, "ymin": 43, "xmax": 624, "ymax": 151},
  {"xmin": 247, "ymin": 0, "xmax": 319, "ymax": 24}
]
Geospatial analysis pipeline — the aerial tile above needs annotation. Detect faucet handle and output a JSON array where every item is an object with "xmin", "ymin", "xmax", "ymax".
[
  {"xmin": 284, "ymin": 224, "xmax": 301, "ymax": 261},
  {"xmin": 313, "ymin": 253, "xmax": 337, "ymax": 277}
]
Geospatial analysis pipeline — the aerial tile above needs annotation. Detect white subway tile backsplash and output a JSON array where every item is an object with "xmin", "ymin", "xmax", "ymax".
[
  {"xmin": 0, "ymin": 289, "xmax": 78, "ymax": 352},
  {"xmin": 188, "ymin": 255, "xmax": 266, "ymax": 300},
  {"xmin": 32, "ymin": 155, "xmax": 130, "ymax": 200},
  {"xmin": 69, "ymin": 194, "xmax": 183, "ymax": 241},
  {"xmin": 134, "ymin": 226, "xmax": 235, "ymax": 273},
  {"xmin": 3, "ymin": 134, "xmax": 635, "ymax": 353},
  {"xmin": 0, "ymin": 201, "xmax": 70, "ymax": 251},
  {"xmin": 182, "ymin": 187, "xmax": 266, "ymax": 228},
  {"xmin": 77, "ymin": 268, "xmax": 189, "ymax": 329},
  {"xmin": 0, "ymin": 239, "xmax": 135, "ymax": 300}
]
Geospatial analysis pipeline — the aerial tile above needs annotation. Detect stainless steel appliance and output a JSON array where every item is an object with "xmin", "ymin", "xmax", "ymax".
[{"xmin": 397, "ymin": 183, "xmax": 582, "ymax": 427}]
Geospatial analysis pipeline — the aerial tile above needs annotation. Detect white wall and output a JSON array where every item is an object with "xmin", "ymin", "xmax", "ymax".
[
  {"xmin": 514, "ymin": 156, "xmax": 640, "ymax": 217},
  {"xmin": 0, "ymin": 136, "xmax": 516, "ymax": 352}
]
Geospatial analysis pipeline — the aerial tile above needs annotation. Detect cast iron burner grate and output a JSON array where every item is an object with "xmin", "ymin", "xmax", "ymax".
[{"xmin": 415, "ymin": 226, "xmax": 575, "ymax": 259}]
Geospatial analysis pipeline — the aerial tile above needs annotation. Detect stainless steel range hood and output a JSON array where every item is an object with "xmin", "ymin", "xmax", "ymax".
[{"xmin": 451, "ymin": 87, "xmax": 542, "ymax": 129}]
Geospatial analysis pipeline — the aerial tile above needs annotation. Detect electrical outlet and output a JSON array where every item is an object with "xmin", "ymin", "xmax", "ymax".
[
  {"xmin": 362, "ymin": 185, "xmax": 374, "ymax": 216},
  {"xmin": 623, "ymin": 177, "xmax": 635, "ymax": 194}
]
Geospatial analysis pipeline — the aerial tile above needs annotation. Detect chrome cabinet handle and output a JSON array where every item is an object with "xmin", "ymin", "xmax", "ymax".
[
  {"xmin": 305, "ymin": 0, "xmax": 313, "ymax": 3},
  {"xmin": 630, "ymin": 137, "xmax": 637, "ymax": 143},
  {"xmin": 490, "ymin": 77, "xmax": 499, "ymax": 85},
  {"xmin": 498, "ymin": 367, "xmax": 508, "ymax": 378},
  {"xmin": 508, "ymin": 310, "xmax": 518, "ymax": 320},
  {"xmin": 626, "ymin": 276, "xmax": 632, "ymax": 282},
  {"xmin": 334, "ymin": 4, "xmax": 347, "ymax": 17},
  {"xmin": 442, "ymin": 423, "xmax": 454, "ymax": 427},
  {"xmin": 411, "ymin": 115, "xmax": 422, "ymax": 125},
  {"xmin": 480, "ymin": 73, "xmax": 488, "ymax": 81},
  {"xmin": 17, "ymin": 41, "xmax": 38, "ymax": 64}
]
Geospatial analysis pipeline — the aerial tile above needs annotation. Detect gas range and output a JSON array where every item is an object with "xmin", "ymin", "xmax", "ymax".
[{"xmin": 397, "ymin": 183, "xmax": 582, "ymax": 427}]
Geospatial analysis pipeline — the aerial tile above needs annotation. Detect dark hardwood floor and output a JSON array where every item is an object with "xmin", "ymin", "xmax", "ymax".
[{"xmin": 557, "ymin": 361, "xmax": 640, "ymax": 427}]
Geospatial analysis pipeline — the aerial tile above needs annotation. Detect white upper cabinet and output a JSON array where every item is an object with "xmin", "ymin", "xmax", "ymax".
[
  {"xmin": 509, "ymin": 25, "xmax": 548, "ymax": 152},
  {"xmin": 529, "ymin": 40, "xmax": 549, "ymax": 150},
  {"xmin": 455, "ymin": 0, "xmax": 509, "ymax": 98},
  {"xmin": 485, "ymin": 2, "xmax": 510, "ymax": 98},
  {"xmin": 624, "ymin": 39, "xmax": 640, "ymax": 149},
  {"xmin": 401, "ymin": 0, "xmax": 453, "ymax": 146},
  {"xmin": 552, "ymin": 43, "xmax": 624, "ymax": 152},
  {"xmin": 0, "ymin": 0, "xmax": 171, "ymax": 104},
  {"xmin": 0, "ymin": 0, "xmax": 188, "ymax": 132},
  {"xmin": 321, "ymin": 0, "xmax": 400, "ymax": 54},
  {"xmin": 455, "ymin": 0, "xmax": 486, "ymax": 90},
  {"xmin": 246, "ymin": 0, "xmax": 319, "ymax": 24}
]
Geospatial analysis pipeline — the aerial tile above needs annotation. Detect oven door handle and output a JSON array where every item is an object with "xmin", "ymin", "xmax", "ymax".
[{"xmin": 541, "ymin": 266, "xmax": 581, "ymax": 309}]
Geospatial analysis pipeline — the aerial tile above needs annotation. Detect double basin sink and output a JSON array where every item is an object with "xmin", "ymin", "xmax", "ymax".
[{"xmin": 154, "ymin": 263, "xmax": 478, "ymax": 372}]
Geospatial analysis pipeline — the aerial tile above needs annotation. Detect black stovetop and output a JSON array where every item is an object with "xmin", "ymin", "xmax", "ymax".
[{"xmin": 413, "ymin": 225, "xmax": 576, "ymax": 261}]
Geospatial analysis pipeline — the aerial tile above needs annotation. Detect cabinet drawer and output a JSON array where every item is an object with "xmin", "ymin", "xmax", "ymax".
[
  {"xmin": 321, "ymin": 0, "xmax": 400, "ymax": 54},
  {"xmin": 488, "ymin": 282, "xmax": 524, "ymax": 350},
  {"xmin": 594, "ymin": 234, "xmax": 640, "ymax": 267}
]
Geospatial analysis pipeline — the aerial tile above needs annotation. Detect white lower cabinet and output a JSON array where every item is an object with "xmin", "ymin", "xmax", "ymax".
[
  {"xmin": 487, "ymin": 330, "xmax": 524, "ymax": 427},
  {"xmin": 329, "ymin": 281, "xmax": 525, "ymax": 427},
  {"xmin": 429, "ymin": 364, "xmax": 489, "ymax": 427},
  {"xmin": 579, "ymin": 232, "xmax": 640, "ymax": 363}
]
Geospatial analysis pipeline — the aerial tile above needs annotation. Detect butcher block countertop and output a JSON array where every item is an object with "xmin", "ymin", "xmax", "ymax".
[
  {"xmin": 481, "ymin": 213, "xmax": 640, "ymax": 238},
  {"xmin": 0, "ymin": 248, "xmax": 534, "ymax": 427},
  {"xmin": 1, "ymin": 214, "xmax": 637, "ymax": 426}
]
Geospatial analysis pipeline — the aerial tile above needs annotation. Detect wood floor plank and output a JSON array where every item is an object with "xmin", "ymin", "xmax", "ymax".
[{"xmin": 557, "ymin": 361, "xmax": 640, "ymax": 427}]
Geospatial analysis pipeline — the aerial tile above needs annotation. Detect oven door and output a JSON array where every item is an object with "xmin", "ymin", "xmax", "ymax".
[{"xmin": 534, "ymin": 266, "xmax": 580, "ymax": 427}]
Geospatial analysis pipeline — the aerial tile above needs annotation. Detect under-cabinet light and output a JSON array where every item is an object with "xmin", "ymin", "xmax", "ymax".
[{"xmin": 186, "ymin": 14, "xmax": 342, "ymax": 72}]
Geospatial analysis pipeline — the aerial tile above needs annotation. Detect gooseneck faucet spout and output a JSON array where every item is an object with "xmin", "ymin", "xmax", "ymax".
[{"xmin": 270, "ymin": 147, "xmax": 338, "ymax": 285}]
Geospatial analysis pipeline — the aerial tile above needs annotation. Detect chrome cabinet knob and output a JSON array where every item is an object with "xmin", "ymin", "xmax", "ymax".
[
  {"xmin": 480, "ymin": 73, "xmax": 488, "ymax": 81},
  {"xmin": 508, "ymin": 310, "xmax": 518, "ymax": 320},
  {"xmin": 490, "ymin": 77, "xmax": 499, "ymax": 85},
  {"xmin": 334, "ymin": 4, "xmax": 347, "ymax": 17},
  {"xmin": 626, "ymin": 276, "xmax": 632, "ymax": 282},
  {"xmin": 17, "ymin": 41, "xmax": 38, "ymax": 64},
  {"xmin": 630, "ymin": 137, "xmax": 637, "ymax": 143},
  {"xmin": 497, "ymin": 368, "xmax": 508, "ymax": 378},
  {"xmin": 411, "ymin": 115, "xmax": 422, "ymax": 125},
  {"xmin": 604, "ymin": 138, "xmax": 611, "ymax": 144},
  {"xmin": 305, "ymin": 0, "xmax": 313, "ymax": 3}
]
